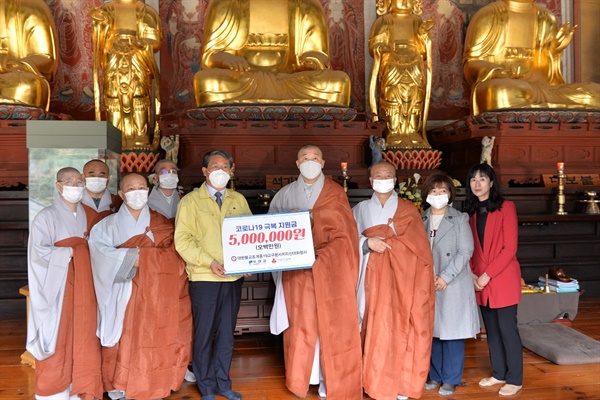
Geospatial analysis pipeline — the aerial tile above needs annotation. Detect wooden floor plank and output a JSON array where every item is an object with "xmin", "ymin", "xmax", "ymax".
[{"xmin": 1, "ymin": 298, "xmax": 598, "ymax": 399}]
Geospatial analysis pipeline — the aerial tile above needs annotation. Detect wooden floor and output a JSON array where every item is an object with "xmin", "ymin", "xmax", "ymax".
[{"xmin": 1, "ymin": 299, "xmax": 599, "ymax": 400}]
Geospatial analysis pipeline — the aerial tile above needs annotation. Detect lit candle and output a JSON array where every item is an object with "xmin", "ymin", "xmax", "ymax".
[
  {"xmin": 557, "ymin": 162, "xmax": 564, "ymax": 173},
  {"xmin": 341, "ymin": 162, "xmax": 348, "ymax": 173}
]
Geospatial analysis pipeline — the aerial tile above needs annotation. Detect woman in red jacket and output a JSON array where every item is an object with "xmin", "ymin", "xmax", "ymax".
[{"xmin": 465, "ymin": 163, "xmax": 523, "ymax": 397}]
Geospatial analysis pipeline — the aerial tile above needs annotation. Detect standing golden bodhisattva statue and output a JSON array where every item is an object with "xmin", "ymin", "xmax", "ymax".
[
  {"xmin": 0, "ymin": 0, "xmax": 57, "ymax": 111},
  {"xmin": 193, "ymin": 0, "xmax": 351, "ymax": 107},
  {"xmin": 91, "ymin": 0, "xmax": 161, "ymax": 151},
  {"xmin": 369, "ymin": 0, "xmax": 433, "ymax": 150},
  {"xmin": 464, "ymin": 0, "xmax": 600, "ymax": 115}
]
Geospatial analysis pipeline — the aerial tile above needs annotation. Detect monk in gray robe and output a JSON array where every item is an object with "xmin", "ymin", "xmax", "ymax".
[
  {"xmin": 269, "ymin": 145, "xmax": 362, "ymax": 399},
  {"xmin": 88, "ymin": 173, "xmax": 192, "ymax": 400},
  {"xmin": 81, "ymin": 159, "xmax": 121, "ymax": 215},
  {"xmin": 27, "ymin": 167, "xmax": 102, "ymax": 399},
  {"xmin": 147, "ymin": 159, "xmax": 180, "ymax": 220},
  {"xmin": 352, "ymin": 161, "xmax": 434, "ymax": 400}
]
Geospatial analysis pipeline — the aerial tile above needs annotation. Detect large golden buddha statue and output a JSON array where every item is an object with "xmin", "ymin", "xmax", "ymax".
[
  {"xmin": 368, "ymin": 0, "xmax": 433, "ymax": 150},
  {"xmin": 0, "ymin": 0, "xmax": 57, "ymax": 111},
  {"xmin": 91, "ymin": 0, "xmax": 161, "ymax": 151},
  {"xmin": 464, "ymin": 0, "xmax": 600, "ymax": 115},
  {"xmin": 193, "ymin": 0, "xmax": 351, "ymax": 107}
]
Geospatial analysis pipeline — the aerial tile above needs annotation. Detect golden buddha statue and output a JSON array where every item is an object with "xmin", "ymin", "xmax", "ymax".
[
  {"xmin": 193, "ymin": 0, "xmax": 351, "ymax": 107},
  {"xmin": 91, "ymin": 0, "xmax": 161, "ymax": 151},
  {"xmin": 0, "ymin": 0, "xmax": 57, "ymax": 111},
  {"xmin": 464, "ymin": 0, "xmax": 600, "ymax": 115},
  {"xmin": 368, "ymin": 0, "xmax": 433, "ymax": 150}
]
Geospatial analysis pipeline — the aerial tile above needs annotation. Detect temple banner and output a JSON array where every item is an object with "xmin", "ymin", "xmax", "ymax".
[{"xmin": 222, "ymin": 211, "xmax": 315, "ymax": 275}]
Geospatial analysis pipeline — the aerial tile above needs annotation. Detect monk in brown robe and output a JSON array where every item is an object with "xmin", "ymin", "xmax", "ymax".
[
  {"xmin": 353, "ymin": 161, "xmax": 435, "ymax": 399},
  {"xmin": 269, "ymin": 145, "xmax": 362, "ymax": 399},
  {"xmin": 27, "ymin": 168, "xmax": 103, "ymax": 399},
  {"xmin": 89, "ymin": 173, "xmax": 192, "ymax": 400}
]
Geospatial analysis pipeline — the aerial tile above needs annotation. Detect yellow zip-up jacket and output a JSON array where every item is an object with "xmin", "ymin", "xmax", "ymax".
[{"xmin": 174, "ymin": 183, "xmax": 252, "ymax": 282}]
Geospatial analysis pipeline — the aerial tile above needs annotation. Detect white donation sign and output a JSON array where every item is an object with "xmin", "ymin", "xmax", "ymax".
[{"xmin": 222, "ymin": 210, "xmax": 315, "ymax": 275}]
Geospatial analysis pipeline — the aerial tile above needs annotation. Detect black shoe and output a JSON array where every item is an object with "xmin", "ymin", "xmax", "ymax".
[
  {"xmin": 219, "ymin": 390, "xmax": 243, "ymax": 400},
  {"xmin": 424, "ymin": 379, "xmax": 440, "ymax": 390},
  {"xmin": 438, "ymin": 383, "xmax": 457, "ymax": 396}
]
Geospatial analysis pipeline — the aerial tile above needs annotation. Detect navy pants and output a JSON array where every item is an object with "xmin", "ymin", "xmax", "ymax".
[
  {"xmin": 428, "ymin": 338, "xmax": 465, "ymax": 385},
  {"xmin": 189, "ymin": 279, "xmax": 244, "ymax": 396},
  {"xmin": 480, "ymin": 304, "xmax": 523, "ymax": 385}
]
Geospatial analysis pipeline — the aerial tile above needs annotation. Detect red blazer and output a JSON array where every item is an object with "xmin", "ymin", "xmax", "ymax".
[{"xmin": 469, "ymin": 200, "xmax": 521, "ymax": 308}]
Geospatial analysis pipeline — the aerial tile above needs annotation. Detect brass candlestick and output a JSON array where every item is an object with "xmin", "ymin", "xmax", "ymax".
[
  {"xmin": 229, "ymin": 164, "xmax": 238, "ymax": 191},
  {"xmin": 258, "ymin": 193, "xmax": 272, "ymax": 208},
  {"xmin": 556, "ymin": 166, "xmax": 567, "ymax": 215},
  {"xmin": 543, "ymin": 273, "xmax": 551, "ymax": 293},
  {"xmin": 339, "ymin": 170, "xmax": 350, "ymax": 193}
]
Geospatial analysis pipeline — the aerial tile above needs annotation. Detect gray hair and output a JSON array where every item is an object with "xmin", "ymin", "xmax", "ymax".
[
  {"xmin": 202, "ymin": 150, "xmax": 234, "ymax": 168},
  {"xmin": 154, "ymin": 159, "xmax": 178, "ymax": 173}
]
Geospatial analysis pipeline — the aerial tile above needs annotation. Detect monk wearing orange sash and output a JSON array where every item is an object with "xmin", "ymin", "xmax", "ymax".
[
  {"xmin": 269, "ymin": 145, "xmax": 362, "ymax": 399},
  {"xmin": 353, "ymin": 161, "xmax": 435, "ymax": 400},
  {"xmin": 27, "ymin": 167, "xmax": 103, "ymax": 399},
  {"xmin": 89, "ymin": 173, "xmax": 192, "ymax": 400}
]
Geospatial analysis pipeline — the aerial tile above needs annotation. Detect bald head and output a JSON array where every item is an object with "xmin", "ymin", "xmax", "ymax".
[
  {"xmin": 369, "ymin": 161, "xmax": 396, "ymax": 179},
  {"xmin": 119, "ymin": 173, "xmax": 148, "ymax": 192},
  {"xmin": 83, "ymin": 159, "xmax": 109, "ymax": 178}
]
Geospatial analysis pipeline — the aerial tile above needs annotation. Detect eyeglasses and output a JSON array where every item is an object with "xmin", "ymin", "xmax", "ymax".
[
  {"xmin": 58, "ymin": 180, "xmax": 85, "ymax": 187},
  {"xmin": 159, "ymin": 168, "xmax": 178, "ymax": 175},
  {"xmin": 208, "ymin": 164, "xmax": 231, "ymax": 171}
]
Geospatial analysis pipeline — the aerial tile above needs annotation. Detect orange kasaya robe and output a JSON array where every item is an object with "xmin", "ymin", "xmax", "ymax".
[
  {"xmin": 361, "ymin": 200, "xmax": 435, "ymax": 400},
  {"xmin": 102, "ymin": 210, "xmax": 193, "ymax": 400},
  {"xmin": 283, "ymin": 179, "xmax": 363, "ymax": 399},
  {"xmin": 34, "ymin": 236, "xmax": 103, "ymax": 400},
  {"xmin": 82, "ymin": 203, "xmax": 114, "ymax": 226}
]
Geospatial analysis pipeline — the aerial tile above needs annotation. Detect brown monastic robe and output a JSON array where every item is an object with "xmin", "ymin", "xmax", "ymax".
[
  {"xmin": 361, "ymin": 200, "xmax": 435, "ymax": 400},
  {"xmin": 101, "ymin": 211, "xmax": 192, "ymax": 400},
  {"xmin": 283, "ymin": 179, "xmax": 363, "ymax": 399},
  {"xmin": 34, "ymin": 235, "xmax": 103, "ymax": 400}
]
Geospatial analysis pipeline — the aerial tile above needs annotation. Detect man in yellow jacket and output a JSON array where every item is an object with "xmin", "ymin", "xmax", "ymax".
[{"xmin": 174, "ymin": 150, "xmax": 251, "ymax": 400}]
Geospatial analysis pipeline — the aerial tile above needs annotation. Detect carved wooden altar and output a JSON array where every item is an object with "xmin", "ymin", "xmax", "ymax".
[
  {"xmin": 0, "ymin": 106, "xmax": 72, "ymax": 188},
  {"xmin": 428, "ymin": 110, "xmax": 600, "ymax": 186},
  {"xmin": 161, "ymin": 106, "xmax": 386, "ymax": 189}
]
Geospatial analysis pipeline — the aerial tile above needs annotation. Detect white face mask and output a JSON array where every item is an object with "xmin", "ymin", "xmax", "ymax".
[
  {"xmin": 372, "ymin": 178, "xmax": 395, "ymax": 194},
  {"xmin": 299, "ymin": 160, "xmax": 322, "ymax": 180},
  {"xmin": 426, "ymin": 194, "xmax": 449, "ymax": 210},
  {"xmin": 209, "ymin": 169, "xmax": 230, "ymax": 189},
  {"xmin": 85, "ymin": 177, "xmax": 108, "ymax": 194},
  {"xmin": 158, "ymin": 173, "xmax": 178, "ymax": 189},
  {"xmin": 124, "ymin": 189, "xmax": 148, "ymax": 210},
  {"xmin": 60, "ymin": 185, "xmax": 84, "ymax": 204}
]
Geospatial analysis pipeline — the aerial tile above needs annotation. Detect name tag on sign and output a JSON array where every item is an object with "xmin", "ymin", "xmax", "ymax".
[{"xmin": 222, "ymin": 211, "xmax": 315, "ymax": 275}]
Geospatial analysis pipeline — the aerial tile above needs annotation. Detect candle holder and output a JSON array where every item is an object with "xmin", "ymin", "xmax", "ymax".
[
  {"xmin": 556, "ymin": 167, "xmax": 567, "ymax": 215},
  {"xmin": 339, "ymin": 170, "xmax": 351, "ymax": 193},
  {"xmin": 339, "ymin": 163, "xmax": 350, "ymax": 193},
  {"xmin": 543, "ymin": 274, "xmax": 552, "ymax": 294},
  {"xmin": 229, "ymin": 172, "xmax": 238, "ymax": 191},
  {"xmin": 257, "ymin": 192, "xmax": 272, "ymax": 208}
]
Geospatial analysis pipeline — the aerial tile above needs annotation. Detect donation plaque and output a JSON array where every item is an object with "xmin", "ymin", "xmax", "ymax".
[{"xmin": 222, "ymin": 211, "xmax": 315, "ymax": 275}]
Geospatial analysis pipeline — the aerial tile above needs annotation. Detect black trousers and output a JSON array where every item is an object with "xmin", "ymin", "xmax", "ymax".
[
  {"xmin": 189, "ymin": 279, "xmax": 244, "ymax": 396},
  {"xmin": 480, "ymin": 304, "xmax": 523, "ymax": 385}
]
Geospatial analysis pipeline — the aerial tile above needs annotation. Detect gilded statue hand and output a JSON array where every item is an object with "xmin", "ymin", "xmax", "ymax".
[
  {"xmin": 418, "ymin": 19, "xmax": 435, "ymax": 34},
  {"xmin": 4, "ymin": 60, "xmax": 35, "ymax": 74},
  {"xmin": 212, "ymin": 52, "xmax": 250, "ymax": 72},
  {"xmin": 296, "ymin": 51, "xmax": 329, "ymax": 71},
  {"xmin": 552, "ymin": 22, "xmax": 576, "ymax": 54}
]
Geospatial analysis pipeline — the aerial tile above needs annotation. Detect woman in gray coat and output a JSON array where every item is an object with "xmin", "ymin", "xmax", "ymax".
[{"xmin": 421, "ymin": 173, "xmax": 480, "ymax": 396}]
